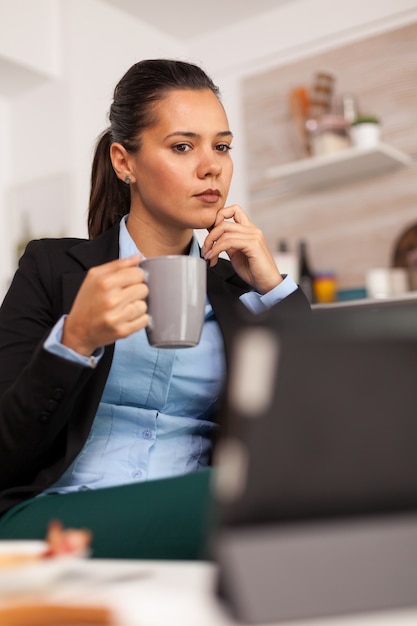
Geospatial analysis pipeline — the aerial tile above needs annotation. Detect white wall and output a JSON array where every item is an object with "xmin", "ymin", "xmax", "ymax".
[
  {"xmin": 0, "ymin": 96, "xmax": 11, "ymax": 295},
  {"xmin": 0, "ymin": 0, "xmax": 60, "ymax": 84},
  {"xmin": 1, "ymin": 0, "xmax": 417, "ymax": 298}
]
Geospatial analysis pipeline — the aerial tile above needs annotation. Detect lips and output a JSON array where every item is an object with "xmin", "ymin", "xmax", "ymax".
[{"xmin": 194, "ymin": 189, "xmax": 221, "ymax": 203}]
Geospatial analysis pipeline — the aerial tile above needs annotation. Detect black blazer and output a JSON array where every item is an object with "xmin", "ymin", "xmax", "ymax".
[{"xmin": 0, "ymin": 223, "xmax": 309, "ymax": 515}]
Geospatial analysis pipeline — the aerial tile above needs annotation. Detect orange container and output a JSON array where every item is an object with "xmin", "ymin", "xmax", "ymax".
[{"xmin": 313, "ymin": 272, "xmax": 337, "ymax": 303}]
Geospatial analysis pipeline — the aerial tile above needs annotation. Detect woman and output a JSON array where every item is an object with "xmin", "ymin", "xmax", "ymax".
[{"xmin": 0, "ymin": 59, "xmax": 309, "ymax": 558}]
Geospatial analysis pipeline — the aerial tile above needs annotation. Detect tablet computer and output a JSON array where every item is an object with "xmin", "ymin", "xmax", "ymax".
[{"xmin": 212, "ymin": 304, "xmax": 417, "ymax": 623}]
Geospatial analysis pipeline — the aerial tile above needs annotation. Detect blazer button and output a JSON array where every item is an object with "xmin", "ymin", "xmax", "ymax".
[
  {"xmin": 46, "ymin": 399, "xmax": 58, "ymax": 412},
  {"xmin": 38, "ymin": 411, "xmax": 50, "ymax": 423},
  {"xmin": 52, "ymin": 388, "xmax": 65, "ymax": 401}
]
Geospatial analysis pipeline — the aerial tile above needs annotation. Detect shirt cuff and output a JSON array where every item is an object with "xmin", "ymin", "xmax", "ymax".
[
  {"xmin": 239, "ymin": 275, "xmax": 298, "ymax": 314},
  {"xmin": 43, "ymin": 315, "xmax": 104, "ymax": 368}
]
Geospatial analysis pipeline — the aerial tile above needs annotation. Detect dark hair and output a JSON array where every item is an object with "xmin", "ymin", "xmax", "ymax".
[{"xmin": 88, "ymin": 59, "xmax": 220, "ymax": 239}]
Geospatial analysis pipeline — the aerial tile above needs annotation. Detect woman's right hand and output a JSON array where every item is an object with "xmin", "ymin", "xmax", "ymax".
[{"xmin": 62, "ymin": 254, "xmax": 149, "ymax": 357}]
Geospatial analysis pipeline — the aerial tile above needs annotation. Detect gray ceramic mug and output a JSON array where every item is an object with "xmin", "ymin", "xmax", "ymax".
[{"xmin": 140, "ymin": 255, "xmax": 206, "ymax": 349}]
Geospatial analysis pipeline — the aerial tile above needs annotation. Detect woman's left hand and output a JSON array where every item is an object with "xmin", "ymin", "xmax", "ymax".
[{"xmin": 201, "ymin": 205, "xmax": 283, "ymax": 294}]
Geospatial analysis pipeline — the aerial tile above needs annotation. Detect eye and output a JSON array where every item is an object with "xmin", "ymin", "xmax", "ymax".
[
  {"xmin": 216, "ymin": 143, "xmax": 232, "ymax": 153},
  {"xmin": 172, "ymin": 143, "xmax": 192, "ymax": 153}
]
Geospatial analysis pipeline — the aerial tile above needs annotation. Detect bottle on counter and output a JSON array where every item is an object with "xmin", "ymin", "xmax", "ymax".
[
  {"xmin": 273, "ymin": 240, "xmax": 300, "ymax": 282},
  {"xmin": 298, "ymin": 240, "xmax": 315, "ymax": 303}
]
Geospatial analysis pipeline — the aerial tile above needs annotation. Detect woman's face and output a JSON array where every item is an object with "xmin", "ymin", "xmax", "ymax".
[{"xmin": 128, "ymin": 88, "xmax": 234, "ymax": 232}]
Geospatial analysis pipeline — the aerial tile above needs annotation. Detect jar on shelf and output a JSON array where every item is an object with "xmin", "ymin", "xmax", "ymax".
[
  {"xmin": 307, "ymin": 114, "xmax": 351, "ymax": 157},
  {"xmin": 313, "ymin": 271, "xmax": 338, "ymax": 304}
]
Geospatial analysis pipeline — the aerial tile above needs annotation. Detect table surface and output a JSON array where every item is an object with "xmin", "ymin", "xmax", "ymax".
[{"xmin": 1, "ymin": 559, "xmax": 416, "ymax": 626}]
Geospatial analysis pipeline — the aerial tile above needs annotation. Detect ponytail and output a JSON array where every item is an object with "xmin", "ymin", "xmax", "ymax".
[{"xmin": 88, "ymin": 129, "xmax": 130, "ymax": 239}]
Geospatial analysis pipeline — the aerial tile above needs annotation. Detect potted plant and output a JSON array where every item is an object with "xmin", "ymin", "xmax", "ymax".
[{"xmin": 349, "ymin": 114, "xmax": 381, "ymax": 148}]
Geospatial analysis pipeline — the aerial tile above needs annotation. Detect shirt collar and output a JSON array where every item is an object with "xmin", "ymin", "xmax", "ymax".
[{"xmin": 119, "ymin": 214, "xmax": 200, "ymax": 260}]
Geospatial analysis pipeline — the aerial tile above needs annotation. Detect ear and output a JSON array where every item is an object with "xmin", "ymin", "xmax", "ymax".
[{"xmin": 110, "ymin": 142, "xmax": 136, "ymax": 184}]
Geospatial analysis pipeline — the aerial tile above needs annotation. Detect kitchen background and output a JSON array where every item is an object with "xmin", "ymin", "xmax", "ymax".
[
  {"xmin": 243, "ymin": 22, "xmax": 417, "ymax": 292},
  {"xmin": 0, "ymin": 0, "xmax": 416, "ymax": 300}
]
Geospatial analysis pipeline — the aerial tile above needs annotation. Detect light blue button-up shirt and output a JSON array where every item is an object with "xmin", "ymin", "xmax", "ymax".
[{"xmin": 42, "ymin": 217, "xmax": 297, "ymax": 493}]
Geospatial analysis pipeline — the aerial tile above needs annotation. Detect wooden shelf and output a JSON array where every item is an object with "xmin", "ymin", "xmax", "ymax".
[{"xmin": 265, "ymin": 143, "xmax": 412, "ymax": 192}]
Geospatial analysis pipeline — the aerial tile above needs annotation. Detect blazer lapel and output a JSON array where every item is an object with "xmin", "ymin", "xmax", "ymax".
[
  {"xmin": 61, "ymin": 224, "xmax": 120, "ymax": 313},
  {"xmin": 67, "ymin": 223, "xmax": 120, "ymax": 269},
  {"xmin": 207, "ymin": 262, "xmax": 251, "ymax": 357}
]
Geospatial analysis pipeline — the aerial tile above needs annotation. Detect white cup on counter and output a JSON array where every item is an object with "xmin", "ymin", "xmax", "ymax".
[{"xmin": 365, "ymin": 267, "xmax": 409, "ymax": 299}]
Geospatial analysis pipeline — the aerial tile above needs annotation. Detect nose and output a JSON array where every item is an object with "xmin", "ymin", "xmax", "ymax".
[{"xmin": 197, "ymin": 150, "xmax": 222, "ymax": 179}]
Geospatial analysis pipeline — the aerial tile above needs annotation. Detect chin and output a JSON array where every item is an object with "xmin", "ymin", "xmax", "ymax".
[{"xmin": 195, "ymin": 211, "xmax": 219, "ymax": 230}]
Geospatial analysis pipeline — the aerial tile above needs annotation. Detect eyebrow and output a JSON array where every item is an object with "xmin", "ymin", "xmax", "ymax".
[{"xmin": 164, "ymin": 130, "xmax": 234, "ymax": 140}]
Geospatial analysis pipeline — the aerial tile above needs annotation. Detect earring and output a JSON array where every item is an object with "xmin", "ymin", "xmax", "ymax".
[{"xmin": 124, "ymin": 175, "xmax": 131, "ymax": 185}]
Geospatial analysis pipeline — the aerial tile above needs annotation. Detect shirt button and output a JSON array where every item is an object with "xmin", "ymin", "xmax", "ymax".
[
  {"xmin": 38, "ymin": 411, "xmax": 50, "ymax": 423},
  {"xmin": 132, "ymin": 470, "xmax": 142, "ymax": 478},
  {"xmin": 142, "ymin": 429, "xmax": 152, "ymax": 440},
  {"xmin": 79, "ymin": 485, "xmax": 90, "ymax": 491}
]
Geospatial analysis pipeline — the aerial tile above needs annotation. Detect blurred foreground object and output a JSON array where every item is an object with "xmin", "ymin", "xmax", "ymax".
[
  {"xmin": 0, "ymin": 603, "xmax": 113, "ymax": 626},
  {"xmin": 43, "ymin": 519, "xmax": 92, "ymax": 558},
  {"xmin": 213, "ymin": 306, "xmax": 417, "ymax": 623},
  {"xmin": 0, "ymin": 520, "xmax": 92, "ymax": 568}
]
